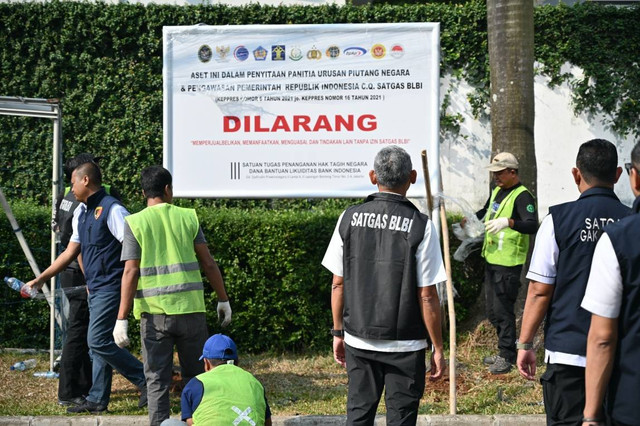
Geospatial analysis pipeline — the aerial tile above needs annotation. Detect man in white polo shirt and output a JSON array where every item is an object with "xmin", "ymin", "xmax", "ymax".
[{"xmin": 581, "ymin": 142, "xmax": 640, "ymax": 426}]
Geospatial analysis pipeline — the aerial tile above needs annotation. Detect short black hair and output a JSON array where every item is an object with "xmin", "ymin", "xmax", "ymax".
[
  {"xmin": 64, "ymin": 153, "xmax": 99, "ymax": 181},
  {"xmin": 140, "ymin": 166, "xmax": 172, "ymax": 199},
  {"xmin": 632, "ymin": 142, "xmax": 640, "ymax": 169},
  {"xmin": 576, "ymin": 139, "xmax": 618, "ymax": 185},
  {"xmin": 73, "ymin": 161, "xmax": 102, "ymax": 186}
]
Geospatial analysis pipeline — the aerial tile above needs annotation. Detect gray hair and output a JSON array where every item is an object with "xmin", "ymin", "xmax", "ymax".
[{"xmin": 373, "ymin": 146, "xmax": 413, "ymax": 189}]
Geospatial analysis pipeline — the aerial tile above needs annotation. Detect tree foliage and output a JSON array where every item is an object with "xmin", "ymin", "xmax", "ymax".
[{"xmin": 1, "ymin": 1, "xmax": 637, "ymax": 204}]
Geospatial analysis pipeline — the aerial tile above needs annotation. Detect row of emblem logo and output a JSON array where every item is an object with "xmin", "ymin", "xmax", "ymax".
[{"xmin": 198, "ymin": 44, "xmax": 404, "ymax": 63}]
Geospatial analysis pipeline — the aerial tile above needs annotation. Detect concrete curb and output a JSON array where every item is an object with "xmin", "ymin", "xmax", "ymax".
[{"xmin": 0, "ymin": 415, "xmax": 547, "ymax": 425}]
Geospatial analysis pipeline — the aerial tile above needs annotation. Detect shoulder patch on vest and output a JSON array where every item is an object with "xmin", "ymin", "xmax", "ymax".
[{"xmin": 94, "ymin": 206, "xmax": 103, "ymax": 220}]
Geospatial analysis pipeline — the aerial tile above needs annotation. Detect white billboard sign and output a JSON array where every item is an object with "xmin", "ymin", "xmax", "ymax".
[{"xmin": 163, "ymin": 23, "xmax": 440, "ymax": 198}]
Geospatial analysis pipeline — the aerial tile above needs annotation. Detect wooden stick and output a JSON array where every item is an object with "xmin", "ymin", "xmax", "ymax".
[
  {"xmin": 421, "ymin": 150, "xmax": 457, "ymax": 415},
  {"xmin": 421, "ymin": 151, "xmax": 434, "ymax": 213},
  {"xmin": 438, "ymin": 172, "xmax": 457, "ymax": 415}
]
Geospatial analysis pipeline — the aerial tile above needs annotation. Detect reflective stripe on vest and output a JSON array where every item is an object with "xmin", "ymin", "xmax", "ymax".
[
  {"xmin": 193, "ymin": 364, "xmax": 267, "ymax": 426},
  {"xmin": 482, "ymin": 185, "xmax": 531, "ymax": 266},
  {"xmin": 125, "ymin": 203, "xmax": 205, "ymax": 319}
]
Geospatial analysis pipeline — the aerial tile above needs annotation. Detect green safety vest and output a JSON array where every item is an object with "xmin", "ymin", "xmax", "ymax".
[
  {"xmin": 193, "ymin": 364, "xmax": 267, "ymax": 426},
  {"xmin": 125, "ymin": 203, "xmax": 205, "ymax": 319},
  {"xmin": 481, "ymin": 185, "xmax": 531, "ymax": 267}
]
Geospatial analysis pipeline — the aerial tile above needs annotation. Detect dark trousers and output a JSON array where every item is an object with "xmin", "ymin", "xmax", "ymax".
[
  {"xmin": 485, "ymin": 263, "xmax": 521, "ymax": 363},
  {"xmin": 541, "ymin": 363, "xmax": 588, "ymax": 426},
  {"xmin": 58, "ymin": 269, "xmax": 92, "ymax": 400},
  {"xmin": 345, "ymin": 344, "xmax": 426, "ymax": 426},
  {"xmin": 141, "ymin": 312, "xmax": 208, "ymax": 426}
]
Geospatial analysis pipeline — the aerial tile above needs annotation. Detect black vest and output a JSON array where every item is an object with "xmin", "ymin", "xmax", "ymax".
[
  {"xmin": 545, "ymin": 188, "xmax": 631, "ymax": 355},
  {"xmin": 338, "ymin": 192, "xmax": 430, "ymax": 341},
  {"xmin": 56, "ymin": 189, "xmax": 81, "ymax": 248},
  {"xmin": 78, "ymin": 188, "xmax": 125, "ymax": 292},
  {"xmin": 603, "ymin": 196, "xmax": 640, "ymax": 424}
]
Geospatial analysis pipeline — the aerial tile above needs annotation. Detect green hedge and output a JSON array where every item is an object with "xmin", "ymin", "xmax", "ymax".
[
  {"xmin": 0, "ymin": 202, "xmax": 54, "ymax": 349},
  {"xmin": 1, "ymin": 1, "xmax": 639, "ymax": 205},
  {"xmin": 0, "ymin": 201, "xmax": 484, "ymax": 353}
]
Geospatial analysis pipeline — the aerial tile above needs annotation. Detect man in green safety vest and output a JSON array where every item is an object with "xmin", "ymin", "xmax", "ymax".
[
  {"xmin": 467, "ymin": 152, "xmax": 538, "ymax": 374},
  {"xmin": 171, "ymin": 333, "xmax": 272, "ymax": 426},
  {"xmin": 114, "ymin": 165, "xmax": 232, "ymax": 426}
]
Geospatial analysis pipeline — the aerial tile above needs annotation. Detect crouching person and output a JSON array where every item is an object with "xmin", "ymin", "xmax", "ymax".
[{"xmin": 161, "ymin": 334, "xmax": 272, "ymax": 426}]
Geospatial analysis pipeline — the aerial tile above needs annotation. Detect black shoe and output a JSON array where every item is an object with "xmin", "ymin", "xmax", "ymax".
[
  {"xmin": 488, "ymin": 356, "xmax": 513, "ymax": 375},
  {"xmin": 483, "ymin": 355, "xmax": 498, "ymax": 365},
  {"xmin": 138, "ymin": 386, "xmax": 148, "ymax": 409},
  {"xmin": 58, "ymin": 396, "xmax": 86, "ymax": 407},
  {"xmin": 67, "ymin": 399, "xmax": 107, "ymax": 414}
]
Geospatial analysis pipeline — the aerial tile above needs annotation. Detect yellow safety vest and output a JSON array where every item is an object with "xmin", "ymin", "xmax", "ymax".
[
  {"xmin": 193, "ymin": 364, "xmax": 267, "ymax": 426},
  {"xmin": 481, "ymin": 185, "xmax": 531, "ymax": 267},
  {"xmin": 125, "ymin": 203, "xmax": 205, "ymax": 319}
]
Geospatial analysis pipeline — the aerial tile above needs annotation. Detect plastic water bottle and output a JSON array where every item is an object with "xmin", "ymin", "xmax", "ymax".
[
  {"xmin": 4, "ymin": 277, "xmax": 37, "ymax": 299},
  {"xmin": 10, "ymin": 358, "xmax": 37, "ymax": 371},
  {"xmin": 33, "ymin": 371, "xmax": 59, "ymax": 379}
]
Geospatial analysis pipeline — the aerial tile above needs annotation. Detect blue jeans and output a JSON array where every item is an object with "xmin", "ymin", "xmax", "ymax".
[{"xmin": 87, "ymin": 290, "xmax": 146, "ymax": 406}]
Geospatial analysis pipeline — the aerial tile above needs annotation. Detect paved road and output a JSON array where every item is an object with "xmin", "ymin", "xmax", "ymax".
[{"xmin": 0, "ymin": 414, "xmax": 546, "ymax": 425}]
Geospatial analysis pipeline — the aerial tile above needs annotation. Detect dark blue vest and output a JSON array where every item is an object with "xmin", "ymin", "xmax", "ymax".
[
  {"xmin": 338, "ymin": 192, "xmax": 430, "ymax": 341},
  {"xmin": 603, "ymin": 196, "xmax": 640, "ymax": 424},
  {"xmin": 78, "ymin": 188, "xmax": 125, "ymax": 292},
  {"xmin": 545, "ymin": 187, "xmax": 631, "ymax": 355}
]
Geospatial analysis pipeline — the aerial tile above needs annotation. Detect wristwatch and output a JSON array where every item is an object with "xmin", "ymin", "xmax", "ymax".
[
  {"xmin": 330, "ymin": 329, "xmax": 344, "ymax": 337},
  {"xmin": 516, "ymin": 340, "xmax": 533, "ymax": 350}
]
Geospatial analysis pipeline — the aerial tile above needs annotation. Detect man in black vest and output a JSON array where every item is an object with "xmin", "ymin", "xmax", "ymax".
[
  {"xmin": 53, "ymin": 153, "xmax": 122, "ymax": 407},
  {"xmin": 53, "ymin": 153, "xmax": 95, "ymax": 406},
  {"xmin": 322, "ymin": 146, "xmax": 445, "ymax": 426},
  {"xmin": 516, "ymin": 139, "xmax": 630, "ymax": 426},
  {"xmin": 26, "ymin": 161, "xmax": 146, "ymax": 414},
  {"xmin": 581, "ymin": 142, "xmax": 640, "ymax": 426}
]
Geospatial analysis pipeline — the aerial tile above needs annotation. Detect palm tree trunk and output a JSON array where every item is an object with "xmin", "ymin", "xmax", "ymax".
[{"xmin": 487, "ymin": 0, "xmax": 536, "ymax": 196}]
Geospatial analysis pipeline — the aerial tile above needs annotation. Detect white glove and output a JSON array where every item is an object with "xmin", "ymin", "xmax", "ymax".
[
  {"xmin": 113, "ymin": 319, "xmax": 130, "ymax": 348},
  {"xmin": 217, "ymin": 301, "xmax": 232, "ymax": 327},
  {"xmin": 485, "ymin": 217, "xmax": 510, "ymax": 234}
]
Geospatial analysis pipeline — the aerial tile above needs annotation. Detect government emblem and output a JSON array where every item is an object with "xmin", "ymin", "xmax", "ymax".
[
  {"xmin": 272, "ymin": 45, "xmax": 286, "ymax": 61},
  {"xmin": 94, "ymin": 207, "xmax": 103, "ymax": 220},
  {"xmin": 198, "ymin": 45, "xmax": 212, "ymax": 63},
  {"xmin": 306, "ymin": 46, "xmax": 322, "ymax": 60},
  {"xmin": 289, "ymin": 46, "xmax": 303, "ymax": 61},
  {"xmin": 326, "ymin": 45, "xmax": 340, "ymax": 59},
  {"xmin": 234, "ymin": 46, "xmax": 249, "ymax": 62},
  {"xmin": 371, "ymin": 44, "xmax": 386, "ymax": 59},
  {"xmin": 215, "ymin": 46, "xmax": 231, "ymax": 62},
  {"xmin": 390, "ymin": 44, "xmax": 404, "ymax": 59},
  {"xmin": 343, "ymin": 47, "xmax": 367, "ymax": 57},
  {"xmin": 253, "ymin": 46, "xmax": 268, "ymax": 61}
]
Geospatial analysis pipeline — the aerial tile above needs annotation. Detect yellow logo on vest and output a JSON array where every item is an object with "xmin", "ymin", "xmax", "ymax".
[{"xmin": 94, "ymin": 207, "xmax": 103, "ymax": 220}]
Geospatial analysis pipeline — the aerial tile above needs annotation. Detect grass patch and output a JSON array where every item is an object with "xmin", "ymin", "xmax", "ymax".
[{"xmin": 0, "ymin": 321, "xmax": 545, "ymax": 417}]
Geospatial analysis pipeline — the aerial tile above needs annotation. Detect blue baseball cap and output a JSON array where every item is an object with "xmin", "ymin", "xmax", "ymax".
[{"xmin": 199, "ymin": 334, "xmax": 238, "ymax": 361}]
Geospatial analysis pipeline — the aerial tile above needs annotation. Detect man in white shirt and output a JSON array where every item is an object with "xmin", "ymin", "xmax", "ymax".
[
  {"xmin": 516, "ymin": 139, "xmax": 629, "ymax": 426},
  {"xmin": 581, "ymin": 142, "xmax": 640, "ymax": 426},
  {"xmin": 322, "ymin": 146, "xmax": 445, "ymax": 426}
]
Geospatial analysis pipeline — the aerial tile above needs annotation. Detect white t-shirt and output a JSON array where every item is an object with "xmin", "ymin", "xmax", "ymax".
[
  {"xmin": 70, "ymin": 202, "xmax": 129, "ymax": 244},
  {"xmin": 322, "ymin": 205, "xmax": 447, "ymax": 353},
  {"xmin": 581, "ymin": 233, "xmax": 623, "ymax": 319},
  {"xmin": 525, "ymin": 214, "xmax": 586, "ymax": 367}
]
